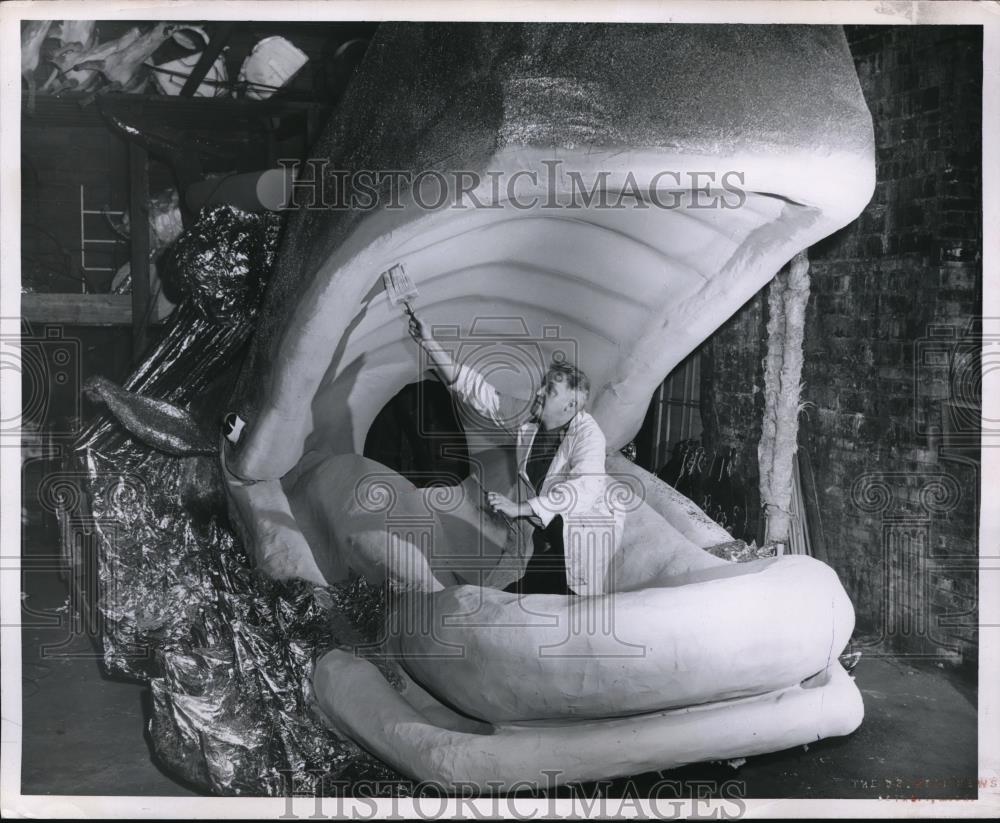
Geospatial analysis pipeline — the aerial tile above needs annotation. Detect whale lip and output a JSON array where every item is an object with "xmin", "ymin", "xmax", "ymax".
[{"xmin": 312, "ymin": 648, "xmax": 867, "ymax": 791}]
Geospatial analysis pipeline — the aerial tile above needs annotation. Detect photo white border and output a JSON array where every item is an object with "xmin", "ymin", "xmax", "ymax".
[{"xmin": 1, "ymin": 0, "xmax": 997, "ymax": 818}]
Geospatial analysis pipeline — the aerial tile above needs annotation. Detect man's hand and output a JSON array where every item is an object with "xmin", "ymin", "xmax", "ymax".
[
  {"xmin": 486, "ymin": 491, "xmax": 529, "ymax": 519},
  {"xmin": 407, "ymin": 309, "xmax": 458, "ymax": 385},
  {"xmin": 408, "ymin": 311, "xmax": 431, "ymax": 345}
]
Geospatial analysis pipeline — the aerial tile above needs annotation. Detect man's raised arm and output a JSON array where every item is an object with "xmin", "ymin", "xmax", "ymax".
[
  {"xmin": 409, "ymin": 312, "xmax": 458, "ymax": 386},
  {"xmin": 407, "ymin": 311, "xmax": 525, "ymax": 435}
]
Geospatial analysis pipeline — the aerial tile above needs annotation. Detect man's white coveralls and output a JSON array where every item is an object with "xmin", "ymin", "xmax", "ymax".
[{"xmin": 451, "ymin": 364, "xmax": 626, "ymax": 596}]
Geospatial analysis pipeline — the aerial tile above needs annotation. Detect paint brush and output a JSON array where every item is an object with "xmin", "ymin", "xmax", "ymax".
[{"xmin": 381, "ymin": 263, "xmax": 419, "ymax": 316}]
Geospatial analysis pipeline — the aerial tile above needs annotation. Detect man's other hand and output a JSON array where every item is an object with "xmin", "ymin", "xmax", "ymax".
[{"xmin": 486, "ymin": 491, "xmax": 523, "ymax": 519}]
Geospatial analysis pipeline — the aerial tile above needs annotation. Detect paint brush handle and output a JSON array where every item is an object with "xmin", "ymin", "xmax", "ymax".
[{"xmin": 470, "ymin": 472, "xmax": 516, "ymax": 532}]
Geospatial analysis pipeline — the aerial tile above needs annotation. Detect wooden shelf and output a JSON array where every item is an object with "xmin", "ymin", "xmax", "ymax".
[
  {"xmin": 22, "ymin": 293, "xmax": 171, "ymax": 326},
  {"xmin": 21, "ymin": 90, "xmax": 324, "ymax": 348}
]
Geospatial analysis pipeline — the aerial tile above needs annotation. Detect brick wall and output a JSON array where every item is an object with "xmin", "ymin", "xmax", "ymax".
[{"xmin": 700, "ymin": 25, "xmax": 981, "ymax": 667}]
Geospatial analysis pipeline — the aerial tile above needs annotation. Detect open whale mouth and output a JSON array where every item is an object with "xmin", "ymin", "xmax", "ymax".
[
  {"xmin": 213, "ymin": 22, "xmax": 875, "ymax": 789},
  {"xmin": 219, "ymin": 158, "xmax": 873, "ymax": 588},
  {"xmin": 217, "ymin": 18, "xmax": 876, "ymax": 614}
]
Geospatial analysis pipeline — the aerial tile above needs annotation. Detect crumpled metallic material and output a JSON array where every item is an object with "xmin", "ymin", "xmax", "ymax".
[
  {"xmin": 63, "ymin": 205, "xmax": 408, "ymax": 796},
  {"xmin": 162, "ymin": 204, "xmax": 283, "ymax": 325}
]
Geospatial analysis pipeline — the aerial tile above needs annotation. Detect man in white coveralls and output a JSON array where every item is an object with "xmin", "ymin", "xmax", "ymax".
[{"xmin": 408, "ymin": 312, "xmax": 624, "ymax": 596}]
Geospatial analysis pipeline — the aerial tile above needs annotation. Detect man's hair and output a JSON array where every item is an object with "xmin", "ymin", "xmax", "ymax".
[{"xmin": 546, "ymin": 360, "xmax": 591, "ymax": 400}]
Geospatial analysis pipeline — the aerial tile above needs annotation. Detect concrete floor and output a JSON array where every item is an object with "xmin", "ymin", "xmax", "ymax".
[
  {"xmin": 18, "ymin": 531, "xmax": 978, "ymax": 800},
  {"xmin": 644, "ymin": 656, "xmax": 979, "ymax": 800},
  {"xmin": 19, "ymin": 565, "xmax": 204, "ymax": 797}
]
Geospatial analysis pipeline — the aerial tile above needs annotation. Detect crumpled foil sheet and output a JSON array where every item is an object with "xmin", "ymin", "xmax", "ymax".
[
  {"xmin": 65, "ymin": 205, "xmax": 408, "ymax": 796},
  {"xmin": 162, "ymin": 204, "xmax": 283, "ymax": 325}
]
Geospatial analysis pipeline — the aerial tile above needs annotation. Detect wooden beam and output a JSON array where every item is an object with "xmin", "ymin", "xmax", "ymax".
[
  {"xmin": 21, "ymin": 294, "xmax": 171, "ymax": 326},
  {"xmin": 128, "ymin": 143, "xmax": 151, "ymax": 357}
]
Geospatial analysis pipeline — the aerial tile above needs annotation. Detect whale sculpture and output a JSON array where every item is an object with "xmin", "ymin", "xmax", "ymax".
[{"xmin": 217, "ymin": 23, "xmax": 875, "ymax": 790}]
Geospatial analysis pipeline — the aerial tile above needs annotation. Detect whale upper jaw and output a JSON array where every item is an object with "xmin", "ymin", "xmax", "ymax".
[{"xmin": 224, "ymin": 23, "xmax": 875, "ymax": 481}]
